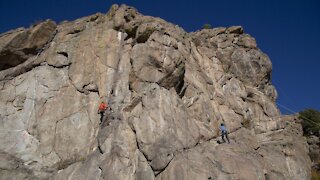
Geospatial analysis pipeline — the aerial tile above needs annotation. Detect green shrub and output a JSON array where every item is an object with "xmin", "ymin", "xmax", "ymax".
[
  {"xmin": 311, "ymin": 169, "xmax": 320, "ymax": 180},
  {"xmin": 202, "ymin": 24, "xmax": 212, "ymax": 29},
  {"xmin": 299, "ymin": 109, "xmax": 320, "ymax": 136}
]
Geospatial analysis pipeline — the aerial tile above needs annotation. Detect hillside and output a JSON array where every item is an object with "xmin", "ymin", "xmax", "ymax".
[{"xmin": 0, "ymin": 4, "xmax": 311, "ymax": 180}]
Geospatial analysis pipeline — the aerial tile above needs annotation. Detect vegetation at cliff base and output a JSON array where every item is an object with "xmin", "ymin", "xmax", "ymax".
[
  {"xmin": 312, "ymin": 168, "xmax": 320, "ymax": 180},
  {"xmin": 299, "ymin": 109, "xmax": 320, "ymax": 136}
]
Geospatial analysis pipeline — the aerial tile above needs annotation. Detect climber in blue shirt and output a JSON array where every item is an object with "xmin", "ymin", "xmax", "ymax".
[{"xmin": 220, "ymin": 123, "xmax": 230, "ymax": 143}]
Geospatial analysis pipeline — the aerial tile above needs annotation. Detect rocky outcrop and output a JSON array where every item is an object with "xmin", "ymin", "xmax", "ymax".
[
  {"xmin": 0, "ymin": 20, "xmax": 57, "ymax": 70},
  {"xmin": 0, "ymin": 4, "xmax": 311, "ymax": 180},
  {"xmin": 283, "ymin": 114, "xmax": 320, "ymax": 176},
  {"xmin": 308, "ymin": 135, "xmax": 320, "ymax": 174}
]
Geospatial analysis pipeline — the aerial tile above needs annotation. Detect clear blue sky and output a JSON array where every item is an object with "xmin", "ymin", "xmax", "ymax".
[{"xmin": 1, "ymin": 0, "xmax": 319, "ymax": 114}]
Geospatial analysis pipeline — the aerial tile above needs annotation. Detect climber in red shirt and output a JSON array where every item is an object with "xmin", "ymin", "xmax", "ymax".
[{"xmin": 98, "ymin": 101, "xmax": 108, "ymax": 124}]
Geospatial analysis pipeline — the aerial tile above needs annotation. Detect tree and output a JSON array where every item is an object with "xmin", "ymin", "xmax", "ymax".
[
  {"xmin": 299, "ymin": 109, "xmax": 320, "ymax": 136},
  {"xmin": 202, "ymin": 24, "xmax": 212, "ymax": 29}
]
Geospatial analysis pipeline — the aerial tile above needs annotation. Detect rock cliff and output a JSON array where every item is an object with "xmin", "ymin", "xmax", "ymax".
[{"xmin": 0, "ymin": 4, "xmax": 311, "ymax": 180}]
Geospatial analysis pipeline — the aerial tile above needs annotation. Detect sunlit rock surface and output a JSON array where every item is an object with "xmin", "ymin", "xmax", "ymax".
[{"xmin": 0, "ymin": 4, "xmax": 311, "ymax": 180}]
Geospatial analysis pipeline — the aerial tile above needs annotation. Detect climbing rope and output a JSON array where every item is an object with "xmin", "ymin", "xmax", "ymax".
[{"xmin": 276, "ymin": 102, "xmax": 320, "ymax": 128}]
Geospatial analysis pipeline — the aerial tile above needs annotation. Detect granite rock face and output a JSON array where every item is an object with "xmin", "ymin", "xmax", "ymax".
[
  {"xmin": 0, "ymin": 4, "xmax": 311, "ymax": 180},
  {"xmin": 308, "ymin": 135, "xmax": 320, "ymax": 174}
]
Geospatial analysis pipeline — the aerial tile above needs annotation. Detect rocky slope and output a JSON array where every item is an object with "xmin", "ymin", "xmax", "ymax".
[
  {"xmin": 307, "ymin": 133, "xmax": 320, "ymax": 177},
  {"xmin": 0, "ymin": 4, "xmax": 311, "ymax": 180}
]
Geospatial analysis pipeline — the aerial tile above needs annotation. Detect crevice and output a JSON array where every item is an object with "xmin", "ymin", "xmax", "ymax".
[
  {"xmin": 147, "ymin": 56, "xmax": 164, "ymax": 70},
  {"xmin": 154, "ymin": 155, "xmax": 174, "ymax": 177},
  {"xmin": 82, "ymin": 83, "xmax": 99, "ymax": 95},
  {"xmin": 157, "ymin": 61, "xmax": 185, "ymax": 94},
  {"xmin": 67, "ymin": 28, "xmax": 84, "ymax": 35},
  {"xmin": 124, "ymin": 15, "xmax": 132, "ymax": 23},
  {"xmin": 136, "ymin": 28, "xmax": 157, "ymax": 43},
  {"xmin": 23, "ymin": 47, "xmax": 37, "ymax": 55},
  {"xmin": 174, "ymin": 74, "xmax": 185, "ymax": 98},
  {"xmin": 57, "ymin": 51, "xmax": 68, "ymax": 58},
  {"xmin": 46, "ymin": 63, "xmax": 70, "ymax": 69},
  {"xmin": 178, "ymin": 83, "xmax": 187, "ymax": 98},
  {"xmin": 123, "ymin": 96, "xmax": 142, "ymax": 112},
  {"xmin": 124, "ymin": 26, "xmax": 138, "ymax": 40},
  {"xmin": 98, "ymin": 145, "xmax": 104, "ymax": 154},
  {"xmin": 134, "ymin": 133, "xmax": 150, "ymax": 162},
  {"xmin": 234, "ymin": 110, "xmax": 243, "ymax": 117},
  {"xmin": 66, "ymin": 68, "xmax": 87, "ymax": 95},
  {"xmin": 128, "ymin": 121, "xmax": 160, "ymax": 175},
  {"xmin": 163, "ymin": 32, "xmax": 170, "ymax": 37}
]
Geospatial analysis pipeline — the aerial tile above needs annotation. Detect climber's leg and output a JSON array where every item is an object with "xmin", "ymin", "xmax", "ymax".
[
  {"xmin": 221, "ymin": 133, "xmax": 226, "ymax": 143},
  {"xmin": 225, "ymin": 132, "xmax": 230, "ymax": 143},
  {"xmin": 99, "ymin": 111, "xmax": 104, "ymax": 124}
]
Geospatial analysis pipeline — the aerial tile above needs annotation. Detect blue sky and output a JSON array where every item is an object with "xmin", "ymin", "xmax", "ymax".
[{"xmin": 1, "ymin": 0, "xmax": 319, "ymax": 114}]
